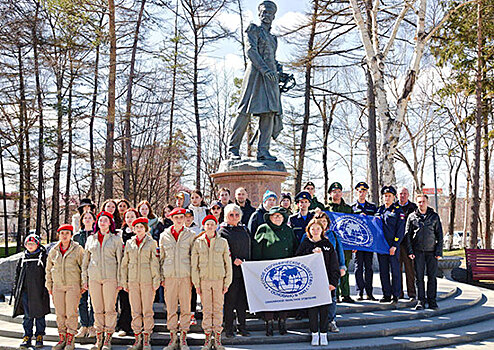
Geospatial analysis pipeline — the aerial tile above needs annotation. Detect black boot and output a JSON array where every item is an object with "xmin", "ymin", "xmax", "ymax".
[
  {"xmin": 278, "ymin": 319, "xmax": 287, "ymax": 335},
  {"xmin": 265, "ymin": 320, "xmax": 274, "ymax": 336}
]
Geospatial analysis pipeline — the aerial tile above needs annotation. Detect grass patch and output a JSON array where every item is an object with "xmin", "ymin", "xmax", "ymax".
[{"xmin": 0, "ymin": 246, "xmax": 20, "ymax": 258}]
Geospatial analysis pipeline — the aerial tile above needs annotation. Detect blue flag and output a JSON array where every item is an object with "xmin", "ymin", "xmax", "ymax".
[{"xmin": 325, "ymin": 211, "xmax": 390, "ymax": 254}]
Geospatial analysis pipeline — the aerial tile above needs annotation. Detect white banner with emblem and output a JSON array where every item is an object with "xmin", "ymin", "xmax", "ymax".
[{"xmin": 241, "ymin": 253, "xmax": 331, "ymax": 313}]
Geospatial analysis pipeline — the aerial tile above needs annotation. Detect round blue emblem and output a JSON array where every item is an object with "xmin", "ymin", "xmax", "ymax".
[
  {"xmin": 261, "ymin": 262, "xmax": 312, "ymax": 298},
  {"xmin": 330, "ymin": 216, "xmax": 374, "ymax": 247}
]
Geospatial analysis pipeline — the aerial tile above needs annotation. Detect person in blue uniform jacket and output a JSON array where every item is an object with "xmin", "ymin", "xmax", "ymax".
[
  {"xmin": 352, "ymin": 182, "xmax": 378, "ymax": 301},
  {"xmin": 376, "ymin": 185, "xmax": 405, "ymax": 304},
  {"xmin": 289, "ymin": 191, "xmax": 315, "ymax": 243}
]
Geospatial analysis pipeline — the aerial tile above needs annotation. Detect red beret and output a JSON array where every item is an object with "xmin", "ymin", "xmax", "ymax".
[
  {"xmin": 202, "ymin": 215, "xmax": 218, "ymax": 226},
  {"xmin": 168, "ymin": 207, "xmax": 186, "ymax": 217},
  {"xmin": 132, "ymin": 217, "xmax": 149, "ymax": 227},
  {"xmin": 57, "ymin": 224, "xmax": 74, "ymax": 232},
  {"xmin": 97, "ymin": 211, "xmax": 114, "ymax": 221}
]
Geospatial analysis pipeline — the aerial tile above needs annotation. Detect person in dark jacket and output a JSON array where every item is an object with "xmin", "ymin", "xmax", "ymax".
[
  {"xmin": 289, "ymin": 191, "xmax": 314, "ymax": 243},
  {"xmin": 73, "ymin": 211, "xmax": 97, "ymax": 338},
  {"xmin": 252, "ymin": 206, "xmax": 297, "ymax": 336},
  {"xmin": 303, "ymin": 181, "xmax": 325, "ymax": 211},
  {"xmin": 398, "ymin": 187, "xmax": 418, "ymax": 300},
  {"xmin": 352, "ymin": 181, "xmax": 378, "ymax": 301},
  {"xmin": 325, "ymin": 182, "xmax": 355, "ymax": 303},
  {"xmin": 12, "ymin": 234, "xmax": 50, "ymax": 349},
  {"xmin": 279, "ymin": 192, "xmax": 293, "ymax": 216},
  {"xmin": 234, "ymin": 187, "xmax": 256, "ymax": 226},
  {"xmin": 152, "ymin": 205, "xmax": 174, "ymax": 242},
  {"xmin": 219, "ymin": 203, "xmax": 251, "ymax": 338},
  {"xmin": 406, "ymin": 194, "xmax": 443, "ymax": 310},
  {"xmin": 376, "ymin": 186, "xmax": 406, "ymax": 304},
  {"xmin": 248, "ymin": 190, "xmax": 277, "ymax": 238},
  {"xmin": 296, "ymin": 219, "xmax": 340, "ymax": 346}
]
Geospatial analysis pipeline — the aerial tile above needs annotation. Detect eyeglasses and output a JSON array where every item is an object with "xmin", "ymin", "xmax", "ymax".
[
  {"xmin": 228, "ymin": 213, "xmax": 240, "ymax": 217},
  {"xmin": 211, "ymin": 207, "xmax": 221, "ymax": 211}
]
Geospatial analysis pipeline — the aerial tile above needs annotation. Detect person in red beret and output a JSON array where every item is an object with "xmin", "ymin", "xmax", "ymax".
[
  {"xmin": 121, "ymin": 217, "xmax": 160, "ymax": 350},
  {"xmin": 159, "ymin": 207, "xmax": 195, "ymax": 350},
  {"xmin": 46, "ymin": 224, "xmax": 85, "ymax": 350},
  {"xmin": 191, "ymin": 215, "xmax": 232, "ymax": 350},
  {"xmin": 81, "ymin": 211, "xmax": 123, "ymax": 350}
]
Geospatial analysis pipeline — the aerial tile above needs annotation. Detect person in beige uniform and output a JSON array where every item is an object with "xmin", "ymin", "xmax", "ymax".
[
  {"xmin": 121, "ymin": 217, "xmax": 160, "ymax": 350},
  {"xmin": 46, "ymin": 224, "xmax": 85, "ymax": 350},
  {"xmin": 191, "ymin": 215, "xmax": 232, "ymax": 350},
  {"xmin": 159, "ymin": 207, "xmax": 195, "ymax": 350},
  {"xmin": 82, "ymin": 211, "xmax": 123, "ymax": 350}
]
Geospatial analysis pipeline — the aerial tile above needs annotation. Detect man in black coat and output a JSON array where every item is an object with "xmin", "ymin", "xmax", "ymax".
[
  {"xmin": 235, "ymin": 187, "xmax": 256, "ymax": 226},
  {"xmin": 398, "ymin": 187, "xmax": 418, "ymax": 300},
  {"xmin": 406, "ymin": 194, "xmax": 443, "ymax": 310}
]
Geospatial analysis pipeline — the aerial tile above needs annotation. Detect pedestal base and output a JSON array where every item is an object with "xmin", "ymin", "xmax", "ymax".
[{"xmin": 212, "ymin": 159, "xmax": 289, "ymax": 207}]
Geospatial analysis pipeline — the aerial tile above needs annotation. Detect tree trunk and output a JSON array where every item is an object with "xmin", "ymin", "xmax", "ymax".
[
  {"xmin": 364, "ymin": 0, "xmax": 379, "ymax": 204},
  {"xmin": 165, "ymin": 0, "xmax": 180, "ymax": 203},
  {"xmin": 123, "ymin": 0, "xmax": 147, "ymax": 199},
  {"xmin": 193, "ymin": 32, "xmax": 202, "ymax": 189},
  {"xmin": 469, "ymin": 0, "xmax": 483, "ymax": 249},
  {"xmin": 89, "ymin": 16, "xmax": 102, "ymax": 201},
  {"xmin": 295, "ymin": 0, "xmax": 318, "ymax": 193},
  {"xmin": 64, "ymin": 62, "xmax": 74, "ymax": 223},
  {"xmin": 483, "ymin": 100, "xmax": 490, "ymax": 248},
  {"xmin": 16, "ymin": 45, "xmax": 26, "ymax": 252},
  {"xmin": 105, "ymin": 0, "xmax": 117, "ymax": 200},
  {"xmin": 50, "ymin": 71, "xmax": 64, "ymax": 241},
  {"xmin": 0, "ymin": 139, "xmax": 9, "ymax": 255},
  {"xmin": 33, "ymin": 0, "xmax": 44, "ymax": 237}
]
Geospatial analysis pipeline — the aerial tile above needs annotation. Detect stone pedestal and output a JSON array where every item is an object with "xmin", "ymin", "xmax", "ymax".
[{"xmin": 211, "ymin": 158, "xmax": 289, "ymax": 207}]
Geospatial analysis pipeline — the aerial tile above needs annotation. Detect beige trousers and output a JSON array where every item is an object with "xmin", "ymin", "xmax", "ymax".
[
  {"xmin": 52, "ymin": 284, "xmax": 81, "ymax": 334},
  {"xmin": 128, "ymin": 282, "xmax": 155, "ymax": 334},
  {"xmin": 164, "ymin": 277, "xmax": 191, "ymax": 332},
  {"xmin": 89, "ymin": 279, "xmax": 119, "ymax": 333},
  {"xmin": 200, "ymin": 280, "xmax": 224, "ymax": 333}
]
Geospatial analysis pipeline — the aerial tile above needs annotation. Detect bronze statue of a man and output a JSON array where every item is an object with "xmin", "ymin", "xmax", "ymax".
[{"xmin": 228, "ymin": 0, "xmax": 282, "ymax": 161}]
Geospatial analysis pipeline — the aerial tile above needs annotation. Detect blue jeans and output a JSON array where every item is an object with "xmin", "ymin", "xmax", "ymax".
[
  {"xmin": 22, "ymin": 291, "xmax": 46, "ymax": 337},
  {"xmin": 78, "ymin": 291, "xmax": 94, "ymax": 327},
  {"xmin": 328, "ymin": 294, "xmax": 337, "ymax": 322}
]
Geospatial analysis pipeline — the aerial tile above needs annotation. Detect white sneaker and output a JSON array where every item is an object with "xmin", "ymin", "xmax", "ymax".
[
  {"xmin": 311, "ymin": 332, "xmax": 319, "ymax": 346},
  {"xmin": 320, "ymin": 332, "xmax": 328, "ymax": 346},
  {"xmin": 329, "ymin": 320, "xmax": 340, "ymax": 333}
]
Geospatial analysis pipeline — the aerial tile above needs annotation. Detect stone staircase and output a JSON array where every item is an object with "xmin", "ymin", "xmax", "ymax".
[{"xmin": 0, "ymin": 275, "xmax": 493, "ymax": 349}]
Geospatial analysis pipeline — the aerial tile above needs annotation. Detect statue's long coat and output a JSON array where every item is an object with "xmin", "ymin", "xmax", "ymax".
[{"xmin": 237, "ymin": 23, "xmax": 283, "ymax": 139}]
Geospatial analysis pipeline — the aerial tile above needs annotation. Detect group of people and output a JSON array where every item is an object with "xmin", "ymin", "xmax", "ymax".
[{"xmin": 12, "ymin": 181, "xmax": 444, "ymax": 349}]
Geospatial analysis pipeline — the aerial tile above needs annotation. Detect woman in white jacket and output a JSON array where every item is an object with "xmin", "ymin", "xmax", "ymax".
[{"xmin": 82, "ymin": 211, "xmax": 123, "ymax": 350}]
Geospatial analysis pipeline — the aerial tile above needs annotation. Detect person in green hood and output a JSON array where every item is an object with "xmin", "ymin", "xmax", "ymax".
[{"xmin": 252, "ymin": 206, "xmax": 297, "ymax": 337}]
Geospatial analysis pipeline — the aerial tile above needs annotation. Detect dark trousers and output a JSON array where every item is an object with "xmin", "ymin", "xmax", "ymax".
[
  {"xmin": 224, "ymin": 278, "xmax": 248, "ymax": 332},
  {"xmin": 308, "ymin": 304, "xmax": 329, "ymax": 333},
  {"xmin": 377, "ymin": 251, "xmax": 402, "ymax": 298},
  {"xmin": 337, "ymin": 250, "xmax": 352, "ymax": 298},
  {"xmin": 355, "ymin": 251, "xmax": 374, "ymax": 296},
  {"xmin": 264, "ymin": 311, "xmax": 287, "ymax": 321},
  {"xmin": 22, "ymin": 291, "xmax": 46, "ymax": 338},
  {"xmin": 116, "ymin": 290, "xmax": 132, "ymax": 333},
  {"xmin": 78, "ymin": 291, "xmax": 94, "ymax": 327},
  {"xmin": 399, "ymin": 242, "xmax": 416, "ymax": 298},
  {"xmin": 413, "ymin": 251, "xmax": 438, "ymax": 303},
  {"xmin": 191, "ymin": 286, "xmax": 197, "ymax": 315}
]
